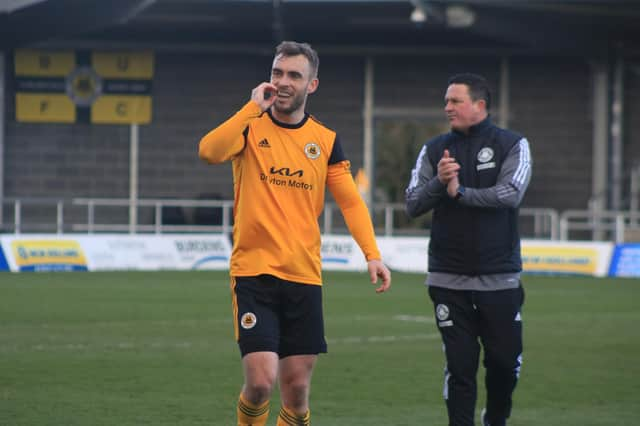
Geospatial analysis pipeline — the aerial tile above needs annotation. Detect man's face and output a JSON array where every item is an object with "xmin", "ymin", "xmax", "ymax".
[
  {"xmin": 444, "ymin": 83, "xmax": 485, "ymax": 132},
  {"xmin": 270, "ymin": 54, "xmax": 318, "ymax": 115}
]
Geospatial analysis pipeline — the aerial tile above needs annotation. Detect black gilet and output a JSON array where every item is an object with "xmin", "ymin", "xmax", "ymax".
[{"xmin": 427, "ymin": 117, "xmax": 523, "ymax": 275}]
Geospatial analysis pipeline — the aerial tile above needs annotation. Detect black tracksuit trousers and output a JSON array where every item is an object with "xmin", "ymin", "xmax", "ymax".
[{"xmin": 428, "ymin": 285, "xmax": 524, "ymax": 426}]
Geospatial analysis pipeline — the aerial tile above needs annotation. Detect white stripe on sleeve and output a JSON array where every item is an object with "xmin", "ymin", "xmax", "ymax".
[
  {"xmin": 512, "ymin": 138, "xmax": 531, "ymax": 188},
  {"xmin": 407, "ymin": 145, "xmax": 428, "ymax": 191}
]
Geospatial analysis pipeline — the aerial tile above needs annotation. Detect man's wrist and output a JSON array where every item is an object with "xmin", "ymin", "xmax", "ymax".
[{"xmin": 454, "ymin": 185, "xmax": 465, "ymax": 201}]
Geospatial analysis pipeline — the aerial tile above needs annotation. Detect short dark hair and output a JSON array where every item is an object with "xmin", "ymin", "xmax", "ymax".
[
  {"xmin": 447, "ymin": 73, "xmax": 491, "ymax": 110},
  {"xmin": 274, "ymin": 41, "xmax": 319, "ymax": 78}
]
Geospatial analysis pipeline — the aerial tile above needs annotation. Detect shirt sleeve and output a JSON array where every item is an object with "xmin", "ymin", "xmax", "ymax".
[
  {"xmin": 459, "ymin": 137, "xmax": 532, "ymax": 208},
  {"xmin": 327, "ymin": 160, "xmax": 381, "ymax": 261},
  {"xmin": 405, "ymin": 144, "xmax": 448, "ymax": 218},
  {"xmin": 328, "ymin": 135, "xmax": 347, "ymax": 165},
  {"xmin": 198, "ymin": 101, "xmax": 263, "ymax": 164}
]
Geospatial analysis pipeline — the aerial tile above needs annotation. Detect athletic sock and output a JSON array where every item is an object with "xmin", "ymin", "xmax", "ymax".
[
  {"xmin": 237, "ymin": 393, "xmax": 269, "ymax": 426},
  {"xmin": 276, "ymin": 405, "xmax": 310, "ymax": 425}
]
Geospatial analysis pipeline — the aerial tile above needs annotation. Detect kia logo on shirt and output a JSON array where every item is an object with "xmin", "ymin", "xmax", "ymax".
[{"xmin": 269, "ymin": 166, "xmax": 304, "ymax": 178}]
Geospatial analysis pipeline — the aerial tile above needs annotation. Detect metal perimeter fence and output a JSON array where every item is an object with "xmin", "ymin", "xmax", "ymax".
[{"xmin": 2, "ymin": 197, "xmax": 640, "ymax": 243}]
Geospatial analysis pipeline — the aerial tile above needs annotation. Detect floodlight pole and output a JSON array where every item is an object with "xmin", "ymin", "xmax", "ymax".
[{"xmin": 129, "ymin": 123, "xmax": 139, "ymax": 234}]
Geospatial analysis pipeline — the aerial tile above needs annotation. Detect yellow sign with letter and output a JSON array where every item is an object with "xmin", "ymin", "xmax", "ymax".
[
  {"xmin": 15, "ymin": 93, "xmax": 76, "ymax": 123},
  {"xmin": 92, "ymin": 95, "xmax": 152, "ymax": 124},
  {"xmin": 14, "ymin": 50, "xmax": 75, "ymax": 77},
  {"xmin": 92, "ymin": 51, "xmax": 154, "ymax": 79}
]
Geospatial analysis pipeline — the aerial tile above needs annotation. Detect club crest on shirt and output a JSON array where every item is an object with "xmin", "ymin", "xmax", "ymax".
[
  {"xmin": 477, "ymin": 147, "xmax": 496, "ymax": 171},
  {"xmin": 240, "ymin": 312, "xmax": 257, "ymax": 329},
  {"xmin": 436, "ymin": 304, "xmax": 450, "ymax": 321},
  {"xmin": 304, "ymin": 142, "xmax": 321, "ymax": 159},
  {"xmin": 477, "ymin": 147, "xmax": 494, "ymax": 163}
]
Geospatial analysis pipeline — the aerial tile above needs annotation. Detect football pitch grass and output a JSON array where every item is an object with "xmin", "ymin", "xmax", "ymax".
[{"xmin": 1, "ymin": 271, "xmax": 639, "ymax": 425}]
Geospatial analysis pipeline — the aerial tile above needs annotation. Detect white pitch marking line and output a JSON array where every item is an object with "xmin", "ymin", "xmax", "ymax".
[
  {"xmin": 0, "ymin": 341, "xmax": 204, "ymax": 352},
  {"xmin": 393, "ymin": 314, "xmax": 434, "ymax": 323},
  {"xmin": 327, "ymin": 333, "xmax": 440, "ymax": 345}
]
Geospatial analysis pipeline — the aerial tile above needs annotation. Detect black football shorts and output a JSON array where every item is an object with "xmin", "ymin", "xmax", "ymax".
[{"xmin": 231, "ymin": 274, "xmax": 327, "ymax": 358}]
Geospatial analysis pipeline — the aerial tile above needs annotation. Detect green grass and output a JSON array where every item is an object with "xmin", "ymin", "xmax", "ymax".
[{"xmin": 1, "ymin": 271, "xmax": 639, "ymax": 425}]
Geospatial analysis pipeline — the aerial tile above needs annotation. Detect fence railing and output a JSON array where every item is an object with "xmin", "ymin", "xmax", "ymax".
[
  {"xmin": 323, "ymin": 203, "xmax": 559, "ymax": 240},
  {"xmin": 559, "ymin": 209, "xmax": 640, "ymax": 243},
  {"xmin": 5, "ymin": 196, "xmax": 639, "ymax": 242},
  {"xmin": 71, "ymin": 198, "xmax": 235, "ymax": 234}
]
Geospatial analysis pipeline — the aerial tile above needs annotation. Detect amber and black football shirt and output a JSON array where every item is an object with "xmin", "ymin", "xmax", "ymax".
[{"xmin": 199, "ymin": 101, "xmax": 380, "ymax": 285}]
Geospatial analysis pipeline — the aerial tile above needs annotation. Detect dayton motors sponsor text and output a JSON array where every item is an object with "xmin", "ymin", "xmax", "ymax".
[{"xmin": 260, "ymin": 166, "xmax": 314, "ymax": 191}]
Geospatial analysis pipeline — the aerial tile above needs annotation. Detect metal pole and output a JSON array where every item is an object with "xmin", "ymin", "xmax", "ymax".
[
  {"xmin": 155, "ymin": 201, "xmax": 162, "ymax": 234},
  {"xmin": 550, "ymin": 209, "xmax": 559, "ymax": 241},
  {"xmin": 559, "ymin": 212, "xmax": 568, "ymax": 241},
  {"xmin": 57, "ymin": 201, "xmax": 63, "ymax": 234},
  {"xmin": 88, "ymin": 201, "xmax": 95, "ymax": 234},
  {"xmin": 129, "ymin": 123, "xmax": 139, "ymax": 234},
  {"xmin": 363, "ymin": 56, "xmax": 374, "ymax": 208},
  {"xmin": 222, "ymin": 201, "xmax": 232, "ymax": 234},
  {"xmin": 15, "ymin": 200, "xmax": 20, "ymax": 235},
  {"xmin": 592, "ymin": 62, "xmax": 609, "ymax": 240},
  {"xmin": 615, "ymin": 213, "xmax": 625, "ymax": 244},
  {"xmin": 323, "ymin": 204, "xmax": 333, "ymax": 234},
  {"xmin": 384, "ymin": 205, "xmax": 393, "ymax": 236},
  {"xmin": 610, "ymin": 54, "xmax": 624, "ymax": 211},
  {"xmin": 498, "ymin": 57, "xmax": 510, "ymax": 128}
]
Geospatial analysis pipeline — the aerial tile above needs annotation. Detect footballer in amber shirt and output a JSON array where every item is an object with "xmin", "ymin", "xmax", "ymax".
[{"xmin": 199, "ymin": 100, "xmax": 381, "ymax": 285}]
